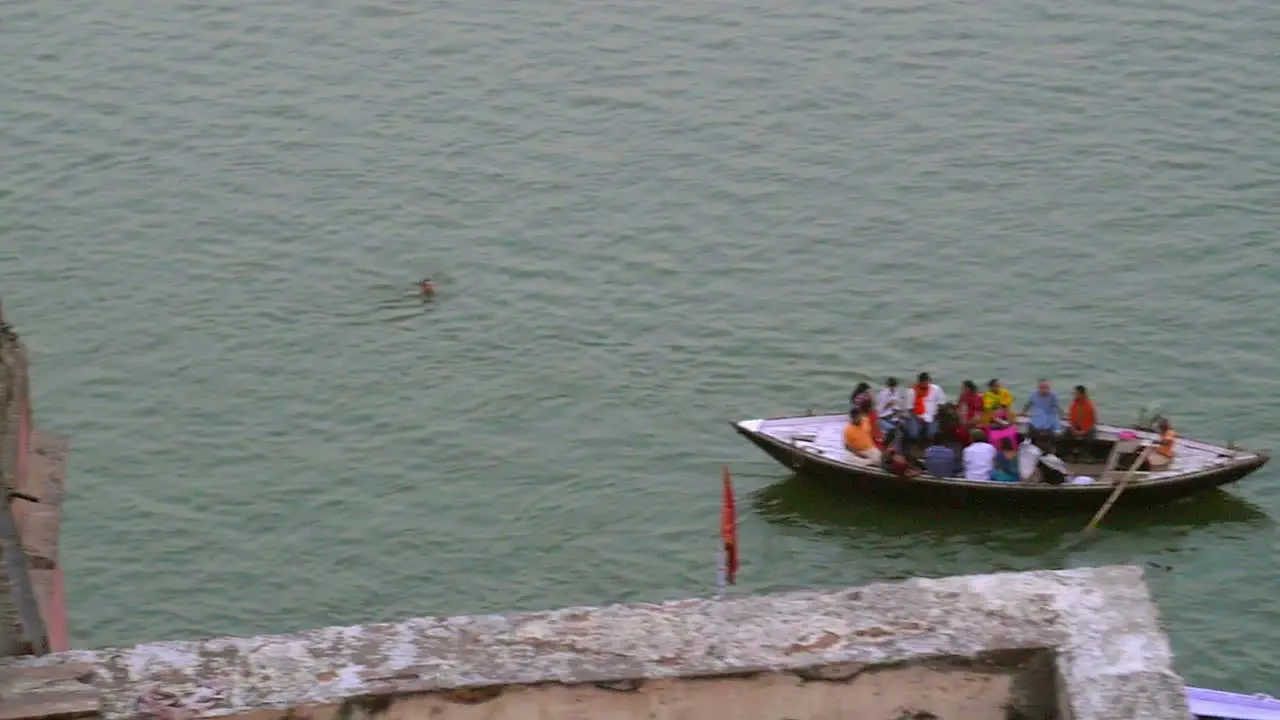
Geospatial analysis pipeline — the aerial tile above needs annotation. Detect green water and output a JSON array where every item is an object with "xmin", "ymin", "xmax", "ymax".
[{"xmin": 3, "ymin": 0, "xmax": 1279, "ymax": 692}]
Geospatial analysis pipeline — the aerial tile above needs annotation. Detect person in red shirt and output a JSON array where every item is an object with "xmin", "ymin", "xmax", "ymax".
[
  {"xmin": 956, "ymin": 380, "xmax": 984, "ymax": 429},
  {"xmin": 948, "ymin": 406, "xmax": 971, "ymax": 447},
  {"xmin": 882, "ymin": 445, "xmax": 920, "ymax": 478},
  {"xmin": 1068, "ymin": 385, "xmax": 1096, "ymax": 440},
  {"xmin": 1065, "ymin": 385, "xmax": 1099, "ymax": 461},
  {"xmin": 934, "ymin": 403, "xmax": 969, "ymax": 449}
]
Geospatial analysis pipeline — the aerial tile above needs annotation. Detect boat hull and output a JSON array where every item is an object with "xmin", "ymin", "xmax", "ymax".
[
  {"xmin": 733, "ymin": 420, "xmax": 1269, "ymax": 511},
  {"xmin": 1188, "ymin": 685, "xmax": 1280, "ymax": 720}
]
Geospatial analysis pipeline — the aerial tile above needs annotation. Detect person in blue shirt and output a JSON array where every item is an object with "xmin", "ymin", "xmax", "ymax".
[
  {"xmin": 923, "ymin": 436, "xmax": 959, "ymax": 478},
  {"xmin": 1023, "ymin": 379, "xmax": 1063, "ymax": 441}
]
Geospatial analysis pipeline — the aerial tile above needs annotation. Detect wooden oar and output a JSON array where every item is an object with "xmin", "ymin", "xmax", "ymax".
[{"xmin": 1082, "ymin": 444, "xmax": 1155, "ymax": 538}]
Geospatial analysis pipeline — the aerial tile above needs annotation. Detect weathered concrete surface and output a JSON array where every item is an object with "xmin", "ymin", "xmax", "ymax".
[
  {"xmin": 0, "ymin": 662, "xmax": 99, "ymax": 719},
  {"xmin": 114, "ymin": 661, "xmax": 1025, "ymax": 720},
  {"xmin": 0, "ymin": 565, "xmax": 1190, "ymax": 720}
]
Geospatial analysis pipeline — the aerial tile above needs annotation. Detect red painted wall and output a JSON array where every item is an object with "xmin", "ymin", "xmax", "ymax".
[{"xmin": 8, "ymin": 360, "xmax": 70, "ymax": 652}]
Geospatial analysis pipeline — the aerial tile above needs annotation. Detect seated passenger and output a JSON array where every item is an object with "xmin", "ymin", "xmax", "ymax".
[
  {"xmin": 854, "ymin": 392, "xmax": 883, "ymax": 447},
  {"xmin": 962, "ymin": 429, "xmax": 997, "ymax": 480},
  {"xmin": 981, "ymin": 378, "xmax": 1014, "ymax": 424},
  {"xmin": 843, "ymin": 409, "xmax": 883, "ymax": 464},
  {"xmin": 1068, "ymin": 385, "xmax": 1097, "ymax": 440},
  {"xmin": 1145, "ymin": 419, "xmax": 1177, "ymax": 470},
  {"xmin": 1022, "ymin": 379, "xmax": 1063, "ymax": 440},
  {"xmin": 985, "ymin": 415, "xmax": 1019, "ymax": 452},
  {"xmin": 906, "ymin": 372, "xmax": 947, "ymax": 441},
  {"xmin": 875, "ymin": 377, "xmax": 906, "ymax": 434},
  {"xmin": 883, "ymin": 446, "xmax": 920, "ymax": 478},
  {"xmin": 924, "ymin": 437, "xmax": 959, "ymax": 478},
  {"xmin": 881, "ymin": 418, "xmax": 906, "ymax": 455},
  {"xmin": 991, "ymin": 438, "xmax": 1020, "ymax": 483},
  {"xmin": 935, "ymin": 403, "xmax": 966, "ymax": 448},
  {"xmin": 956, "ymin": 380, "xmax": 984, "ymax": 428},
  {"xmin": 849, "ymin": 382, "xmax": 871, "ymax": 409}
]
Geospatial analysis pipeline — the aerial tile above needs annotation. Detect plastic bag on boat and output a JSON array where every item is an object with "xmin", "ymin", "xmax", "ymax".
[{"xmin": 1018, "ymin": 443, "xmax": 1042, "ymax": 480}]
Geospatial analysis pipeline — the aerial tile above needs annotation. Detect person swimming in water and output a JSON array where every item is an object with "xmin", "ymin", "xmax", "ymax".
[{"xmin": 418, "ymin": 277, "xmax": 437, "ymax": 298}]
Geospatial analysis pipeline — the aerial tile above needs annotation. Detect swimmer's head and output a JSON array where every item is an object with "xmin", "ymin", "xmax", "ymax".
[{"xmin": 419, "ymin": 277, "xmax": 437, "ymax": 296}]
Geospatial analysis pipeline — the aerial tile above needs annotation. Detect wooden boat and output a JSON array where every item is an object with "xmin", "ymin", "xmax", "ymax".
[
  {"xmin": 731, "ymin": 412, "xmax": 1268, "ymax": 510},
  {"xmin": 1188, "ymin": 686, "xmax": 1280, "ymax": 720}
]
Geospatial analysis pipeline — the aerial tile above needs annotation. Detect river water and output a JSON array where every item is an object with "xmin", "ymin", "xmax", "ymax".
[{"xmin": 2, "ymin": 0, "xmax": 1278, "ymax": 692}]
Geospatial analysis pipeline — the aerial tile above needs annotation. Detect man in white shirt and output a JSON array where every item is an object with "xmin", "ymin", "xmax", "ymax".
[
  {"xmin": 963, "ymin": 429, "xmax": 997, "ymax": 480},
  {"xmin": 875, "ymin": 377, "xmax": 906, "ymax": 434},
  {"xmin": 907, "ymin": 372, "xmax": 947, "ymax": 441}
]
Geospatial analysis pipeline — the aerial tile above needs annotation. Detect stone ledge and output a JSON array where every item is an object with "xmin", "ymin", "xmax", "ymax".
[
  {"xmin": 0, "ymin": 565, "xmax": 1190, "ymax": 720},
  {"xmin": 0, "ymin": 663, "xmax": 100, "ymax": 720}
]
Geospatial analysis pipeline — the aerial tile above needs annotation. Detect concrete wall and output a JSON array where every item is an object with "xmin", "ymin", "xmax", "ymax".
[{"xmin": 0, "ymin": 565, "xmax": 1192, "ymax": 720}]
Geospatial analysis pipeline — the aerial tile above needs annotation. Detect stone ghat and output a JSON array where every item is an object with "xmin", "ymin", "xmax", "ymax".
[{"xmin": 0, "ymin": 565, "xmax": 1191, "ymax": 720}]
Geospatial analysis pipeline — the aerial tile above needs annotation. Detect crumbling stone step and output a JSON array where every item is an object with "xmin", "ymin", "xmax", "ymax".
[{"xmin": 0, "ymin": 663, "xmax": 99, "ymax": 720}]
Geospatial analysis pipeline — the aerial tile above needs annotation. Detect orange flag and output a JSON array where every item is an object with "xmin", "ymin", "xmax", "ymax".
[{"xmin": 721, "ymin": 465, "xmax": 739, "ymax": 585}]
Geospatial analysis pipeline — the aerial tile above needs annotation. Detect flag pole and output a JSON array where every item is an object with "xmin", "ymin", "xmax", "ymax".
[
  {"xmin": 717, "ymin": 464, "xmax": 738, "ymax": 599},
  {"xmin": 715, "ymin": 539, "xmax": 727, "ymax": 599}
]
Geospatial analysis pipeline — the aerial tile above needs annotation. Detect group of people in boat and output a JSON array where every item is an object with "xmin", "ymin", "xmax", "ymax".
[{"xmin": 843, "ymin": 373, "xmax": 1178, "ymax": 482}]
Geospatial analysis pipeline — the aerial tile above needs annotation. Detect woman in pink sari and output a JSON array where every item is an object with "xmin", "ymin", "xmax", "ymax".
[{"xmin": 985, "ymin": 407, "xmax": 1019, "ymax": 451}]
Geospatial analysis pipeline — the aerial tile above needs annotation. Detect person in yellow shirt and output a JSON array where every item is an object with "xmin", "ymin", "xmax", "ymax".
[
  {"xmin": 981, "ymin": 378, "xmax": 1015, "ymax": 424},
  {"xmin": 844, "ymin": 409, "xmax": 883, "ymax": 464}
]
